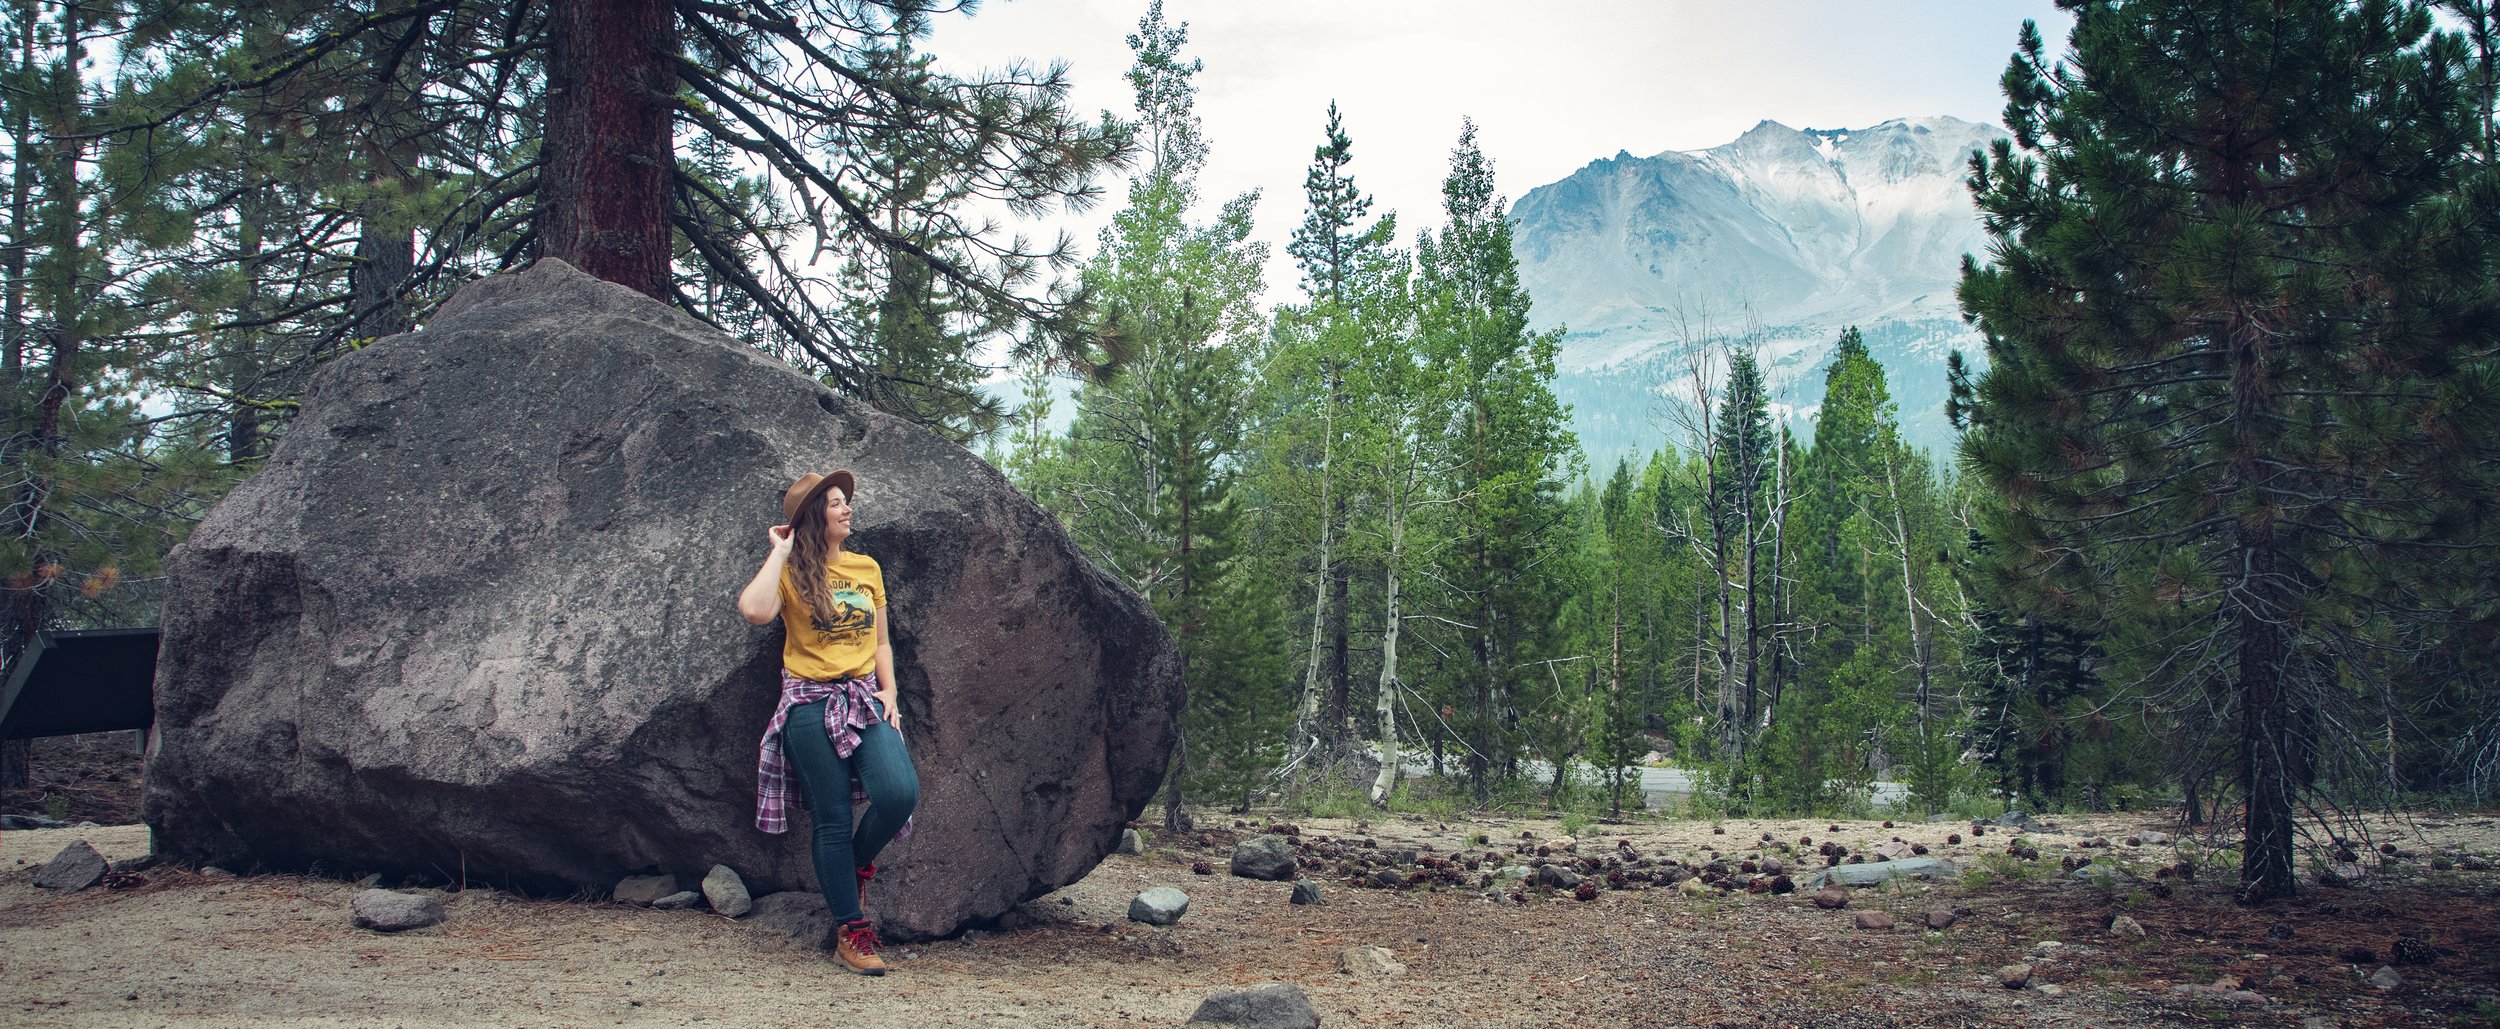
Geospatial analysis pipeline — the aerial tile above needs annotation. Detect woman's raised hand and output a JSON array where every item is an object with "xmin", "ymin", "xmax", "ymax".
[{"xmin": 768, "ymin": 523, "xmax": 794, "ymax": 555}]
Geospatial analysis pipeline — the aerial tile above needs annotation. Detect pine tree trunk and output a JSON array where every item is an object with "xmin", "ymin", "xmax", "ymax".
[
  {"xmin": 2237, "ymin": 543, "xmax": 2297, "ymax": 901},
  {"xmin": 541, "ymin": 0, "xmax": 675, "ymax": 299},
  {"xmin": 2, "ymin": 0, "xmax": 34, "ymax": 377}
]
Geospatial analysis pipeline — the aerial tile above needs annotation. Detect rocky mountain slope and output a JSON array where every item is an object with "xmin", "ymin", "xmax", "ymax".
[{"xmin": 1512, "ymin": 116, "xmax": 2006, "ymax": 464}]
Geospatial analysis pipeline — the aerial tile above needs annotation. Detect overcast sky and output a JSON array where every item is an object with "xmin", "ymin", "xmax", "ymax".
[{"xmin": 923, "ymin": 0, "xmax": 2074, "ymax": 308}]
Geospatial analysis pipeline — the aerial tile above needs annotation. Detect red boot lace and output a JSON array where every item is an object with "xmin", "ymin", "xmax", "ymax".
[{"xmin": 843, "ymin": 922, "xmax": 881, "ymax": 956}]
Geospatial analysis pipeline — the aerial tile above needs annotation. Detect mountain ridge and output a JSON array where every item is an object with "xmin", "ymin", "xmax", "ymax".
[{"xmin": 1512, "ymin": 116, "xmax": 2004, "ymax": 462}]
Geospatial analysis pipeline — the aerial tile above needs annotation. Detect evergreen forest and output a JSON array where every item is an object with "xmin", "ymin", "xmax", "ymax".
[{"xmin": 5, "ymin": 0, "xmax": 2498, "ymax": 905}]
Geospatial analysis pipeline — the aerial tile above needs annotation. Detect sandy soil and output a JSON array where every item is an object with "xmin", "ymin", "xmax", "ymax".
[{"xmin": 3, "ymin": 809, "xmax": 2497, "ymax": 1029}]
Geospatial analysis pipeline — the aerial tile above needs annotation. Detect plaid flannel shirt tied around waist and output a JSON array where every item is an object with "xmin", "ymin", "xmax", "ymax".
[{"xmin": 754, "ymin": 670, "xmax": 911, "ymax": 836}]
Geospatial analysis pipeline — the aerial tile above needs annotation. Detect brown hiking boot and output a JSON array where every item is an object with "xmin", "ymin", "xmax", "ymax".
[{"xmin": 835, "ymin": 919, "xmax": 888, "ymax": 976}]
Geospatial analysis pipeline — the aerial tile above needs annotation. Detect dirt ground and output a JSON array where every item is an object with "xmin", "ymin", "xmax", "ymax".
[{"xmin": 3, "ymin": 804, "xmax": 2498, "ymax": 1029}]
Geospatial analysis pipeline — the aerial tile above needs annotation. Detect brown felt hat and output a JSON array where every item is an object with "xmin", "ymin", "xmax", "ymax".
[{"xmin": 781, "ymin": 469, "xmax": 857, "ymax": 524}]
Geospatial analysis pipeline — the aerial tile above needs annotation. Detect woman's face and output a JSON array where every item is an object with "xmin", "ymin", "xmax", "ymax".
[{"xmin": 821, "ymin": 487, "xmax": 853, "ymax": 540}]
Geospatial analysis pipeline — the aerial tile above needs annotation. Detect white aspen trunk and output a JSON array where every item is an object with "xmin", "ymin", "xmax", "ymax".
[
  {"xmin": 1882, "ymin": 449, "xmax": 1935, "ymax": 755},
  {"xmin": 1292, "ymin": 400, "xmax": 1336, "ymax": 757},
  {"xmin": 1370, "ymin": 508, "xmax": 1404, "ymax": 806}
]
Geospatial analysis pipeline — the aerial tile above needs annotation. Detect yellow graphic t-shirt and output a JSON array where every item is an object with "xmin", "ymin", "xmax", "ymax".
[{"xmin": 777, "ymin": 550, "xmax": 886, "ymax": 681}]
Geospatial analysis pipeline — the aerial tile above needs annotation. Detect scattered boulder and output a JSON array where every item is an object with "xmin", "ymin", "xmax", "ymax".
[
  {"xmin": 2109, "ymin": 914, "xmax": 2147, "ymax": 940},
  {"xmin": 1289, "ymin": 880, "xmax": 1323, "ymax": 906},
  {"xmin": 1996, "ymin": 963, "xmax": 2033, "ymax": 989},
  {"xmin": 1186, "ymin": 983, "xmax": 1321, "ymax": 1028},
  {"xmin": 351, "ymin": 889, "xmax": 446, "ymax": 932},
  {"xmin": 1231, "ymin": 836, "xmax": 1299, "ymax": 881},
  {"xmin": 1995, "ymin": 811, "xmax": 2034, "ymax": 830},
  {"xmin": 613, "ymin": 874, "xmax": 680, "ymax": 906},
  {"xmin": 139, "ymin": 259, "xmax": 1183, "ymax": 943},
  {"xmin": 652, "ymin": 891, "xmax": 703, "ymax": 910},
  {"xmin": 1873, "ymin": 841, "xmax": 1915, "ymax": 862},
  {"xmin": 1853, "ymin": 911, "xmax": 1896, "ymax": 930},
  {"xmin": 1811, "ymin": 887, "xmax": 1849, "ymax": 910},
  {"xmin": 1803, "ymin": 857, "xmax": 1959, "ymax": 890},
  {"xmin": 747, "ymin": 891, "xmax": 837, "ymax": 950},
  {"xmin": 1337, "ymin": 945, "xmax": 1406, "ymax": 978},
  {"xmin": 1678, "ymin": 878, "xmax": 1709, "ymax": 898},
  {"xmin": 1129, "ymin": 886, "xmax": 1190, "ymax": 926},
  {"xmin": 32, "ymin": 840, "xmax": 107, "ymax": 891},
  {"xmin": 701, "ymin": 864, "xmax": 752, "ymax": 918},
  {"xmin": 1366, "ymin": 868, "xmax": 1401, "ymax": 888},
  {"xmin": 1925, "ymin": 909, "xmax": 1959, "ymax": 930},
  {"xmin": 1118, "ymin": 829, "xmax": 1145, "ymax": 855},
  {"xmin": 2368, "ymin": 965, "xmax": 2400, "ymax": 990},
  {"xmin": 2137, "ymin": 830, "xmax": 2171, "ymax": 846},
  {"xmin": 1536, "ymin": 864, "xmax": 1582, "ymax": 889}
]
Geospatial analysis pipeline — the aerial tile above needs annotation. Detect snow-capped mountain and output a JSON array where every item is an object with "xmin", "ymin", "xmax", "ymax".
[{"xmin": 1512, "ymin": 116, "xmax": 2006, "ymax": 463}]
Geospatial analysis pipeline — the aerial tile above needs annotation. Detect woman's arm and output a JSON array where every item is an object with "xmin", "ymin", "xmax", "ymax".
[
  {"xmin": 736, "ymin": 525, "xmax": 794, "ymax": 625},
  {"xmin": 873, "ymin": 605, "xmax": 901, "ymax": 729}
]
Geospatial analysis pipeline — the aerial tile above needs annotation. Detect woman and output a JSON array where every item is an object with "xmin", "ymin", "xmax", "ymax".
[{"xmin": 738, "ymin": 469, "xmax": 920, "ymax": 976}]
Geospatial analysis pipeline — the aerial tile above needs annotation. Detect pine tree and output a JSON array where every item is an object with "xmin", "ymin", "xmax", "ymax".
[
  {"xmin": 1960, "ymin": 1, "xmax": 2500, "ymax": 900},
  {"xmin": 1266, "ymin": 100, "xmax": 1401, "ymax": 775},
  {"xmin": 1415, "ymin": 119, "xmax": 1580, "ymax": 804},
  {"xmin": 1048, "ymin": 1, "xmax": 1274, "ymax": 830}
]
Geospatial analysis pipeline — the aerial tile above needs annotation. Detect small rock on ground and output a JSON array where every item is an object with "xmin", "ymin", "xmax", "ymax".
[
  {"xmin": 1811, "ymin": 887, "xmax": 1849, "ymax": 909},
  {"xmin": 1925, "ymin": 909, "xmax": 1959, "ymax": 930},
  {"xmin": 1186, "ymin": 983, "xmax": 1320, "ymax": 1028},
  {"xmin": 651, "ymin": 891, "xmax": 703, "ymax": 910},
  {"xmin": 1535, "ymin": 864, "xmax": 1581, "ymax": 889},
  {"xmin": 2109, "ymin": 914, "xmax": 2147, "ymax": 940},
  {"xmin": 701, "ymin": 864, "xmax": 752, "ymax": 918},
  {"xmin": 1229, "ymin": 835, "xmax": 1298, "ymax": 881},
  {"xmin": 1853, "ymin": 911, "xmax": 1896, "ymax": 931},
  {"xmin": 2368, "ymin": 965, "xmax": 2400, "ymax": 990},
  {"xmin": 1118, "ymin": 828, "xmax": 1145, "ymax": 855},
  {"xmin": 1997, "ymin": 963, "xmax": 2033, "ymax": 989},
  {"xmin": 351, "ymin": 889, "xmax": 446, "ymax": 932},
  {"xmin": 33, "ymin": 840, "xmax": 107, "ymax": 891},
  {"xmin": 1337, "ymin": 945, "xmax": 1406, "ymax": 978},
  {"xmin": 613, "ymin": 873, "xmax": 679, "ymax": 906},
  {"xmin": 1289, "ymin": 880, "xmax": 1323, "ymax": 906},
  {"xmin": 1129, "ymin": 886, "xmax": 1191, "ymax": 926}
]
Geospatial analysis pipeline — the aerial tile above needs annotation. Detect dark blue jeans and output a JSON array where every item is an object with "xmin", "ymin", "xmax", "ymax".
[{"xmin": 782, "ymin": 698, "xmax": 919, "ymax": 923}]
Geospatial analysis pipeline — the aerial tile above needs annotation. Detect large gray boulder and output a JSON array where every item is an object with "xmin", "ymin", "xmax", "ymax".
[{"xmin": 141, "ymin": 260, "xmax": 1181, "ymax": 942}]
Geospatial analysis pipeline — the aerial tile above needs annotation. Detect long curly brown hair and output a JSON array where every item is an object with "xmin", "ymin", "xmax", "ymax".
[{"xmin": 785, "ymin": 477, "xmax": 850, "ymax": 630}]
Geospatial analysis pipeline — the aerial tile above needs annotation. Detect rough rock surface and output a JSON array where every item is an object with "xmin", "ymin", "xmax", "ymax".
[
  {"xmin": 747, "ymin": 891, "xmax": 838, "ymax": 950},
  {"xmin": 1229, "ymin": 835, "xmax": 1298, "ymax": 881},
  {"xmin": 32, "ymin": 840, "xmax": 107, "ymax": 891},
  {"xmin": 1289, "ymin": 880, "xmax": 1323, "ymax": 905},
  {"xmin": 1128, "ymin": 886, "xmax": 1190, "ymax": 926},
  {"xmin": 1185, "ymin": 983, "xmax": 1321, "ymax": 1028},
  {"xmin": 141, "ymin": 260, "xmax": 1182, "ymax": 941},
  {"xmin": 613, "ymin": 873, "xmax": 679, "ymax": 906},
  {"xmin": 1803, "ymin": 857, "xmax": 1959, "ymax": 889},
  {"xmin": 1337, "ymin": 945, "xmax": 1406, "ymax": 978},
  {"xmin": 701, "ymin": 864, "xmax": 751, "ymax": 918},
  {"xmin": 351, "ymin": 889, "xmax": 446, "ymax": 932}
]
